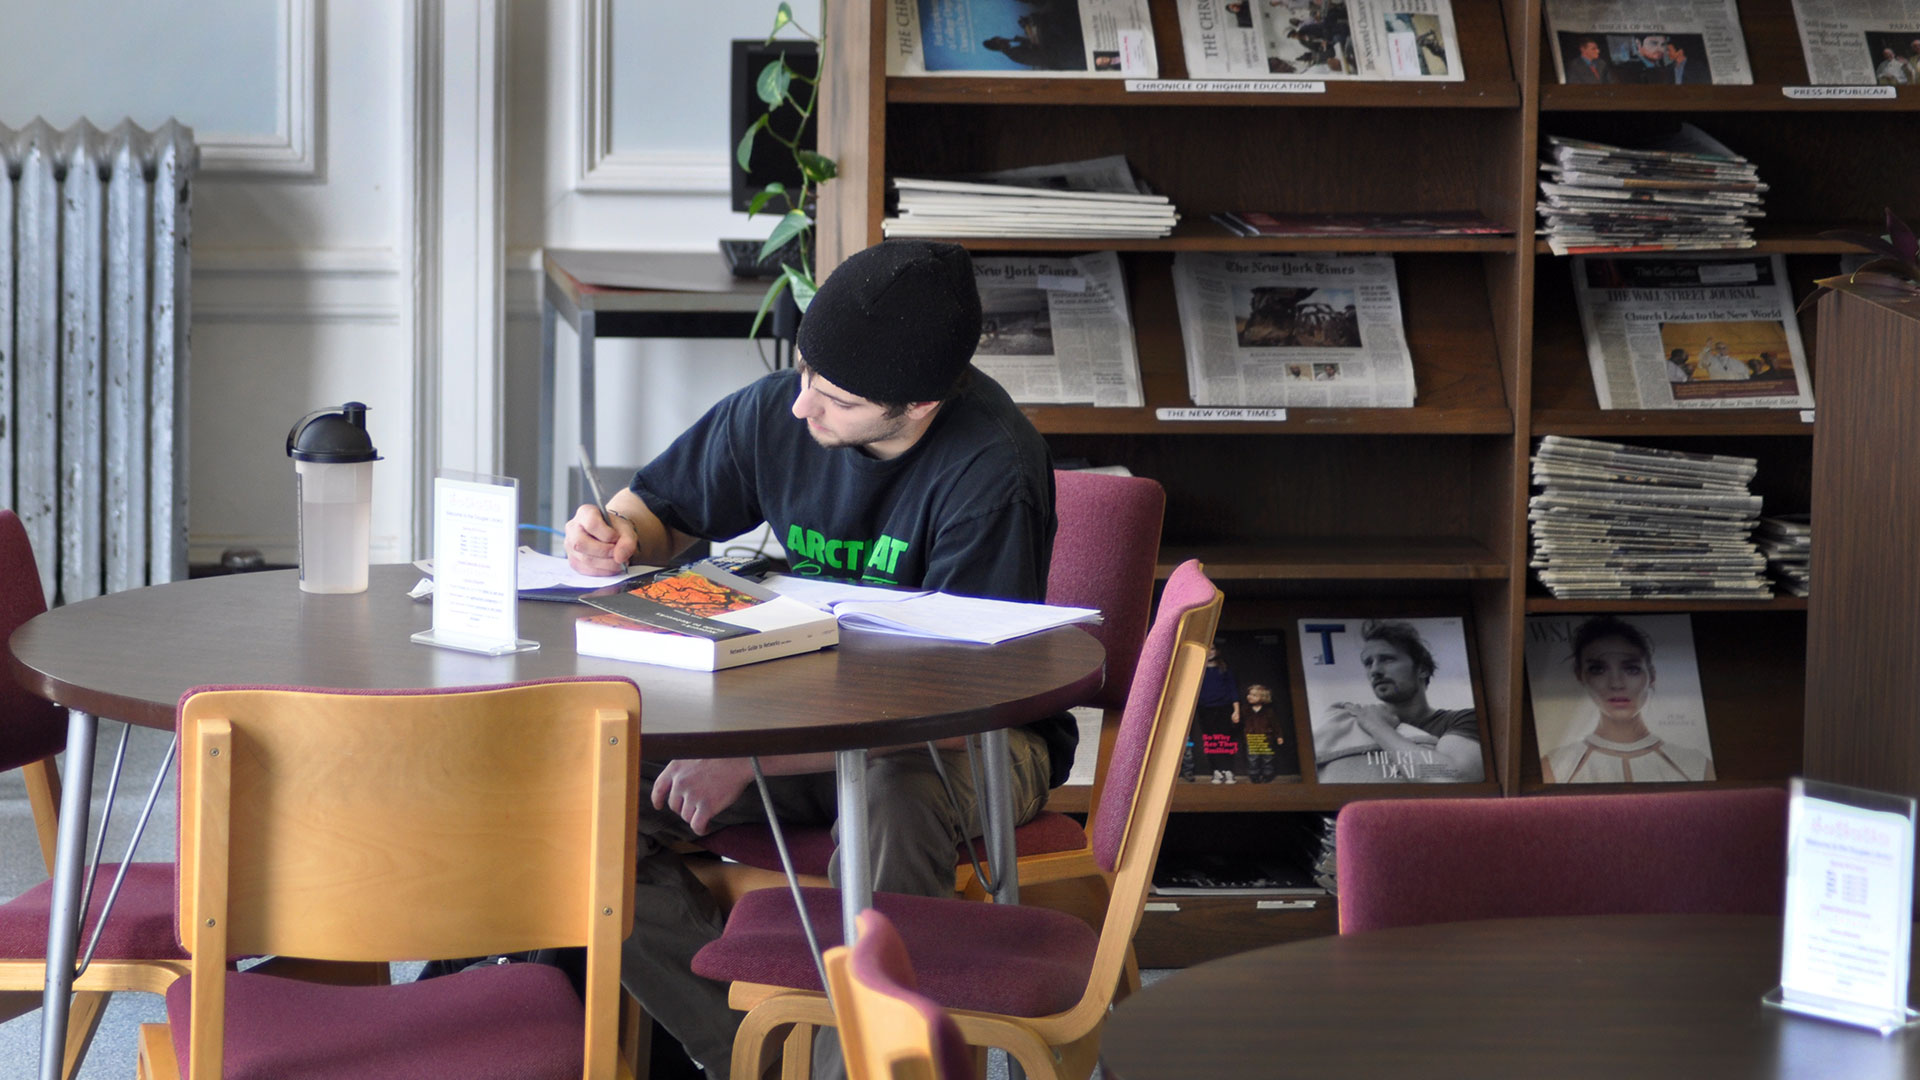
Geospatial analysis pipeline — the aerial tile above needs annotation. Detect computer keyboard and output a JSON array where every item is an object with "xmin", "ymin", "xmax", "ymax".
[{"xmin": 719, "ymin": 237, "xmax": 803, "ymax": 279}]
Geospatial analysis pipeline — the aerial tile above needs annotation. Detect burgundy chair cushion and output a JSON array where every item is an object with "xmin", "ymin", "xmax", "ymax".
[
  {"xmin": 848, "ymin": 911, "xmax": 974, "ymax": 1080},
  {"xmin": 164, "ymin": 963, "xmax": 584, "ymax": 1080},
  {"xmin": 1048, "ymin": 471, "xmax": 1165, "ymax": 713},
  {"xmin": 702, "ymin": 809, "xmax": 1093, "ymax": 880},
  {"xmin": 0, "ymin": 509, "xmax": 66, "ymax": 773},
  {"xmin": 0, "ymin": 863, "xmax": 186, "ymax": 961},
  {"xmin": 1091, "ymin": 560, "xmax": 1215, "ymax": 871},
  {"xmin": 694, "ymin": 886, "xmax": 1098, "ymax": 1018},
  {"xmin": 1336, "ymin": 787, "xmax": 1790, "ymax": 935}
]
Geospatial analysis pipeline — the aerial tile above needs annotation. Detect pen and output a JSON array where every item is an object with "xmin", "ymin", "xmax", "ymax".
[{"xmin": 577, "ymin": 443, "xmax": 612, "ymax": 528}]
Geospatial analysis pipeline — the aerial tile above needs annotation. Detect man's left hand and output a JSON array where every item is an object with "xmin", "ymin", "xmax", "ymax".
[
  {"xmin": 1349, "ymin": 703, "xmax": 1400, "ymax": 743},
  {"xmin": 653, "ymin": 757, "xmax": 755, "ymax": 835}
]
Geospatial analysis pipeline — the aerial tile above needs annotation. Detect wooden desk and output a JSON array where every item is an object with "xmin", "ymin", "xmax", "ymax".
[
  {"xmin": 1100, "ymin": 914, "xmax": 1920, "ymax": 1080},
  {"xmin": 538, "ymin": 249, "xmax": 793, "ymax": 534},
  {"xmin": 11, "ymin": 564, "xmax": 1101, "ymax": 1080}
]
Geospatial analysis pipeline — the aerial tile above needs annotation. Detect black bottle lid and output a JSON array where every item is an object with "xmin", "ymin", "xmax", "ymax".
[{"xmin": 286, "ymin": 402, "xmax": 381, "ymax": 463}]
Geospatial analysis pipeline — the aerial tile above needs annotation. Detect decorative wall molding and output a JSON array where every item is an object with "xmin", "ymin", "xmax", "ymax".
[
  {"xmin": 199, "ymin": 0, "xmax": 325, "ymax": 177},
  {"xmin": 192, "ymin": 247, "xmax": 401, "ymax": 324},
  {"xmin": 576, "ymin": 0, "xmax": 728, "ymax": 193}
]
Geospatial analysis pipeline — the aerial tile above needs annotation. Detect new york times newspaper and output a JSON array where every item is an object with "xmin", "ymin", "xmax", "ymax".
[
  {"xmin": 1789, "ymin": 0, "xmax": 1920, "ymax": 84},
  {"xmin": 969, "ymin": 252, "xmax": 1145, "ymax": 407},
  {"xmin": 1571, "ymin": 254, "xmax": 1814, "ymax": 410},
  {"xmin": 1171, "ymin": 252, "xmax": 1415, "ymax": 407},
  {"xmin": 887, "ymin": 0, "xmax": 1159, "ymax": 76},
  {"xmin": 1176, "ymin": 0, "xmax": 1464, "ymax": 80},
  {"xmin": 1545, "ymin": 0, "xmax": 1753, "ymax": 84}
]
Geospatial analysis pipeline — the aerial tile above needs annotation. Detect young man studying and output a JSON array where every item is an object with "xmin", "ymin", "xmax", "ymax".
[{"xmin": 564, "ymin": 239, "xmax": 1073, "ymax": 1078}]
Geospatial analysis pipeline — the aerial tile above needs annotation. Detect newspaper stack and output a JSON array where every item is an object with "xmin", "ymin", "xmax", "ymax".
[
  {"xmin": 1537, "ymin": 125, "xmax": 1766, "ymax": 256},
  {"xmin": 1757, "ymin": 514, "xmax": 1811, "ymax": 597},
  {"xmin": 1529, "ymin": 435, "xmax": 1771, "ymax": 600},
  {"xmin": 884, "ymin": 156, "xmax": 1177, "ymax": 240},
  {"xmin": 1310, "ymin": 813, "xmax": 1339, "ymax": 895}
]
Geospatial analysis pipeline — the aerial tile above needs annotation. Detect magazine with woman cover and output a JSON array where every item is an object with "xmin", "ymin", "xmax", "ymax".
[
  {"xmin": 1176, "ymin": 0, "xmax": 1463, "ymax": 80},
  {"xmin": 1171, "ymin": 252, "xmax": 1414, "ymax": 407},
  {"xmin": 887, "ymin": 0, "xmax": 1159, "ymax": 76},
  {"xmin": 1524, "ymin": 613, "xmax": 1715, "ymax": 783},
  {"xmin": 969, "ymin": 253, "xmax": 1145, "ymax": 407},
  {"xmin": 1297, "ymin": 616, "xmax": 1485, "ymax": 783},
  {"xmin": 1571, "ymin": 254, "xmax": 1814, "ymax": 410},
  {"xmin": 1545, "ymin": 0, "xmax": 1753, "ymax": 84}
]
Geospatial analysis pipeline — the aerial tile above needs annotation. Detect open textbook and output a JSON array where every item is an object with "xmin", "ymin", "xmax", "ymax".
[
  {"xmin": 1571, "ymin": 254, "xmax": 1814, "ymax": 410},
  {"xmin": 1171, "ymin": 252, "xmax": 1414, "ymax": 407},
  {"xmin": 1176, "ymin": 0, "xmax": 1464, "ymax": 80},
  {"xmin": 1789, "ymin": 0, "xmax": 1920, "ymax": 84},
  {"xmin": 970, "ymin": 252, "xmax": 1144, "ymax": 407},
  {"xmin": 887, "ymin": 0, "xmax": 1159, "ymax": 77},
  {"xmin": 761, "ymin": 574, "xmax": 1101, "ymax": 644},
  {"xmin": 1545, "ymin": 0, "xmax": 1753, "ymax": 84}
]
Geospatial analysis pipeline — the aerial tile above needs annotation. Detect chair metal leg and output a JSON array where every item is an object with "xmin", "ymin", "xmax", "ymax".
[{"xmin": 39, "ymin": 708, "xmax": 97, "ymax": 1080}]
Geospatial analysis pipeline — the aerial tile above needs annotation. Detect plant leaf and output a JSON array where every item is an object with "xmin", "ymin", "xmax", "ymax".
[
  {"xmin": 734, "ymin": 114, "xmax": 769, "ymax": 172},
  {"xmin": 1819, "ymin": 229, "xmax": 1902, "ymax": 260},
  {"xmin": 796, "ymin": 151, "xmax": 838, "ymax": 184},
  {"xmin": 783, "ymin": 264, "xmax": 818, "ymax": 312},
  {"xmin": 767, "ymin": 2, "xmax": 793, "ymax": 42},
  {"xmin": 756, "ymin": 58, "xmax": 791, "ymax": 108},
  {"xmin": 746, "ymin": 182, "xmax": 787, "ymax": 218},
  {"xmin": 1887, "ymin": 208, "xmax": 1919, "ymax": 265},
  {"xmin": 749, "ymin": 273, "xmax": 792, "ymax": 340},
  {"xmin": 763, "ymin": 209, "xmax": 811, "ymax": 258}
]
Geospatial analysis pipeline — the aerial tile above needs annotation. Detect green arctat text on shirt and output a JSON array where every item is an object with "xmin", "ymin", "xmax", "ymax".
[{"xmin": 785, "ymin": 525, "xmax": 910, "ymax": 582}]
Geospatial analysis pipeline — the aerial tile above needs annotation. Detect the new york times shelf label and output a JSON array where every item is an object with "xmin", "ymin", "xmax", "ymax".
[{"xmin": 1155, "ymin": 407, "xmax": 1289, "ymax": 422}]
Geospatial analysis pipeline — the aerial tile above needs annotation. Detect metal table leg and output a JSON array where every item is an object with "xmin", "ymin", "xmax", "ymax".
[
  {"xmin": 978, "ymin": 728, "xmax": 1020, "ymax": 906},
  {"xmin": 537, "ymin": 293, "xmax": 558, "ymax": 547},
  {"xmin": 834, "ymin": 749, "xmax": 871, "ymax": 945},
  {"xmin": 38, "ymin": 709, "xmax": 97, "ymax": 1080}
]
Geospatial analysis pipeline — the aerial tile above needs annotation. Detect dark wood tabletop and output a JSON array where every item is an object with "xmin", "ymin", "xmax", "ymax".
[
  {"xmin": 1100, "ymin": 914, "xmax": 1920, "ymax": 1080},
  {"xmin": 6, "ymin": 565, "xmax": 1105, "ymax": 759}
]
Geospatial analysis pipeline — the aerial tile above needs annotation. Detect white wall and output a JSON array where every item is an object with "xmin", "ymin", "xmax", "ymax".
[{"xmin": 1, "ymin": 0, "xmax": 811, "ymax": 566}]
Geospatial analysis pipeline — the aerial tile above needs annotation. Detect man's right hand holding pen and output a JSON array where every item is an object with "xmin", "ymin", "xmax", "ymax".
[{"xmin": 565, "ymin": 501, "xmax": 638, "ymax": 576}]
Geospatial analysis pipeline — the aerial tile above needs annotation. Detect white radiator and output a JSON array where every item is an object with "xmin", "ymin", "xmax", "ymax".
[{"xmin": 0, "ymin": 119, "xmax": 196, "ymax": 605}]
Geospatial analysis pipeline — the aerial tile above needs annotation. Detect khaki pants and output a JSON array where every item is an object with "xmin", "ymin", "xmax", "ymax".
[{"xmin": 621, "ymin": 728, "xmax": 1053, "ymax": 1079}]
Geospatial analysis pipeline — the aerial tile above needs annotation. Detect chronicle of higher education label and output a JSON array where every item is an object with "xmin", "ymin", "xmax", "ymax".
[
  {"xmin": 1155, "ymin": 407, "xmax": 1289, "ymax": 422},
  {"xmin": 1126, "ymin": 79, "xmax": 1328, "ymax": 94},
  {"xmin": 1782, "ymin": 86, "xmax": 1897, "ymax": 100}
]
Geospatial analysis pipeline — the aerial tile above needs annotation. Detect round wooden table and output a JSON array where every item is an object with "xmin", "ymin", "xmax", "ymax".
[
  {"xmin": 1100, "ymin": 914, "xmax": 1920, "ymax": 1080},
  {"xmin": 10, "ymin": 564, "xmax": 1104, "ymax": 1080}
]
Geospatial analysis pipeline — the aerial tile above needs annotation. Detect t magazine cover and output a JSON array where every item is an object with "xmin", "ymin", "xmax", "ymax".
[
  {"xmin": 1298, "ymin": 616, "xmax": 1485, "ymax": 783},
  {"xmin": 1525, "ymin": 613, "xmax": 1715, "ymax": 783},
  {"xmin": 1181, "ymin": 628, "xmax": 1299, "ymax": 785}
]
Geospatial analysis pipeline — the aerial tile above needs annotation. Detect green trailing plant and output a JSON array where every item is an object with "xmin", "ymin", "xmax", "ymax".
[
  {"xmin": 738, "ymin": 2, "xmax": 837, "ymax": 337},
  {"xmin": 1807, "ymin": 209, "xmax": 1920, "ymax": 309}
]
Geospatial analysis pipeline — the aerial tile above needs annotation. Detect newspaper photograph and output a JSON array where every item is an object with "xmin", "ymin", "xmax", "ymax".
[
  {"xmin": 968, "ymin": 252, "xmax": 1144, "ymax": 407},
  {"xmin": 1571, "ymin": 254, "xmax": 1814, "ymax": 410},
  {"xmin": 1176, "ymin": 0, "xmax": 1464, "ymax": 80},
  {"xmin": 1171, "ymin": 252, "xmax": 1415, "ymax": 407},
  {"xmin": 887, "ymin": 0, "xmax": 1159, "ymax": 76},
  {"xmin": 1788, "ymin": 0, "xmax": 1920, "ymax": 84},
  {"xmin": 1545, "ymin": 0, "xmax": 1753, "ymax": 84}
]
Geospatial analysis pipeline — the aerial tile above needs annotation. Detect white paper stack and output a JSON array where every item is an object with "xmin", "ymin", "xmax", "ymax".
[
  {"xmin": 1537, "ymin": 125, "xmax": 1766, "ymax": 255},
  {"xmin": 1529, "ymin": 435, "xmax": 1771, "ymax": 600},
  {"xmin": 884, "ymin": 155, "xmax": 1177, "ymax": 240},
  {"xmin": 1757, "ymin": 514, "xmax": 1811, "ymax": 597}
]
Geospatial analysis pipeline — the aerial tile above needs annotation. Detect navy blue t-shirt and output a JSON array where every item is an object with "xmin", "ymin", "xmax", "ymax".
[{"xmin": 630, "ymin": 367, "xmax": 1078, "ymax": 785}]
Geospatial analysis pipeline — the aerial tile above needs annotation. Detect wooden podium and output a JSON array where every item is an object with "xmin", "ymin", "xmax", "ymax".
[{"xmin": 1804, "ymin": 287, "xmax": 1920, "ymax": 886}]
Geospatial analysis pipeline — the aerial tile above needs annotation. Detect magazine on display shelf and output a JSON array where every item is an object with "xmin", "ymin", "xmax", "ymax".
[
  {"xmin": 1175, "ymin": 0, "xmax": 1464, "ymax": 80},
  {"xmin": 1524, "ymin": 613, "xmax": 1715, "ymax": 784},
  {"xmin": 1545, "ymin": 0, "xmax": 1753, "ymax": 85},
  {"xmin": 1297, "ymin": 615, "xmax": 1486, "ymax": 783},
  {"xmin": 886, "ymin": 0, "xmax": 1159, "ymax": 77},
  {"xmin": 1788, "ymin": 0, "xmax": 1920, "ymax": 85}
]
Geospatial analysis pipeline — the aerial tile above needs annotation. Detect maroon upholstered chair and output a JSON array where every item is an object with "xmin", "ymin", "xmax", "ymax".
[
  {"xmin": 1335, "ymin": 787, "xmax": 1789, "ymax": 936},
  {"xmin": 691, "ymin": 561, "xmax": 1222, "ymax": 1080},
  {"xmin": 0, "ymin": 509, "xmax": 190, "ymax": 1078},
  {"xmin": 695, "ymin": 470, "xmax": 1166, "ymax": 898},
  {"xmin": 826, "ymin": 910, "xmax": 973, "ymax": 1080}
]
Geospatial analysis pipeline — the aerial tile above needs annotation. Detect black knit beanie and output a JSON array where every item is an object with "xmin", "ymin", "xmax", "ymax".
[{"xmin": 796, "ymin": 240, "xmax": 982, "ymax": 405}]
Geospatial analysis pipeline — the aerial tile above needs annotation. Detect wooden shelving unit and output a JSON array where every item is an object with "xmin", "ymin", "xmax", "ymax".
[{"xmin": 818, "ymin": 0, "xmax": 1899, "ymax": 966}]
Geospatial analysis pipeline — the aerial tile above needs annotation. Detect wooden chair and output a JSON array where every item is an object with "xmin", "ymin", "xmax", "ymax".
[
  {"xmin": 826, "ymin": 909, "xmax": 971, "ymax": 1080},
  {"xmin": 1335, "ymin": 787, "xmax": 1789, "ymax": 935},
  {"xmin": 690, "ymin": 560, "xmax": 1222, "ymax": 1080},
  {"xmin": 134, "ymin": 677, "xmax": 641, "ymax": 1080},
  {"xmin": 0, "ymin": 508, "xmax": 190, "ymax": 1078},
  {"xmin": 693, "ymin": 470, "xmax": 1167, "ymax": 899}
]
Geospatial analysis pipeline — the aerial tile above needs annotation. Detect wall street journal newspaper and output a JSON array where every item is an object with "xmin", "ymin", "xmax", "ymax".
[
  {"xmin": 969, "ymin": 252, "xmax": 1145, "ymax": 407},
  {"xmin": 887, "ymin": 0, "xmax": 1159, "ymax": 76},
  {"xmin": 1172, "ymin": 253, "xmax": 1415, "ymax": 407},
  {"xmin": 1176, "ymin": 0, "xmax": 1464, "ymax": 80},
  {"xmin": 1545, "ymin": 0, "xmax": 1753, "ymax": 84},
  {"xmin": 1571, "ymin": 254, "xmax": 1814, "ymax": 410},
  {"xmin": 1788, "ymin": 0, "xmax": 1920, "ymax": 84}
]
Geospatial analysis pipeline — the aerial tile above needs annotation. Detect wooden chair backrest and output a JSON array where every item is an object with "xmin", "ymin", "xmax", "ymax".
[
  {"xmin": 175, "ymin": 677, "xmax": 640, "ymax": 1080},
  {"xmin": 826, "ymin": 910, "xmax": 949, "ymax": 1080}
]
